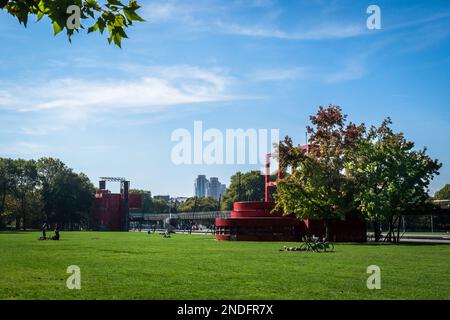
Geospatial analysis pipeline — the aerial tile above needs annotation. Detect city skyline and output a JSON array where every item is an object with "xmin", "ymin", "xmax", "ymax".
[
  {"xmin": 194, "ymin": 175, "xmax": 226, "ymax": 200},
  {"xmin": 0, "ymin": 1, "xmax": 449, "ymax": 196}
]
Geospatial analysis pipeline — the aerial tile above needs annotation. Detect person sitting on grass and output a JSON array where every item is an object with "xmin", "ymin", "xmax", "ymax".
[
  {"xmin": 39, "ymin": 222, "xmax": 48, "ymax": 240},
  {"xmin": 51, "ymin": 224, "xmax": 60, "ymax": 240},
  {"xmin": 161, "ymin": 230, "xmax": 171, "ymax": 238}
]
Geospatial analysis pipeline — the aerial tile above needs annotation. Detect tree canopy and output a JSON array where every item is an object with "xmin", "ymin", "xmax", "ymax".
[
  {"xmin": 434, "ymin": 184, "xmax": 450, "ymax": 200},
  {"xmin": 220, "ymin": 171, "xmax": 265, "ymax": 210},
  {"xmin": 275, "ymin": 105, "xmax": 441, "ymax": 242},
  {"xmin": 275, "ymin": 105, "xmax": 365, "ymax": 239},
  {"xmin": 179, "ymin": 197, "xmax": 219, "ymax": 213},
  {"xmin": 0, "ymin": 157, "xmax": 95, "ymax": 230},
  {"xmin": 1, "ymin": 0, "xmax": 144, "ymax": 47}
]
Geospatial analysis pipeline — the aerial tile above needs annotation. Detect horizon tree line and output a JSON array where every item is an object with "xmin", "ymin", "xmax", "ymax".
[
  {"xmin": 1, "ymin": 106, "xmax": 446, "ymax": 238},
  {"xmin": 0, "ymin": 157, "xmax": 94, "ymax": 230}
]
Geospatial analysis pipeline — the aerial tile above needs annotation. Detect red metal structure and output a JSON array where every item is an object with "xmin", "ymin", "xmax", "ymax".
[
  {"xmin": 92, "ymin": 178, "xmax": 141, "ymax": 231},
  {"xmin": 215, "ymin": 201, "xmax": 305, "ymax": 241},
  {"xmin": 215, "ymin": 149, "xmax": 367, "ymax": 242}
]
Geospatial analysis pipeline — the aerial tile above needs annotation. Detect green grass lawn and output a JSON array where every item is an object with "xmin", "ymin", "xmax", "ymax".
[{"xmin": 1, "ymin": 231, "xmax": 449, "ymax": 300}]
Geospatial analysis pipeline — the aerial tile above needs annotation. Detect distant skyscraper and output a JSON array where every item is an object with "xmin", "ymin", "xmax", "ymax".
[
  {"xmin": 194, "ymin": 175, "xmax": 208, "ymax": 198},
  {"xmin": 206, "ymin": 177, "xmax": 227, "ymax": 201},
  {"xmin": 194, "ymin": 175, "xmax": 226, "ymax": 200}
]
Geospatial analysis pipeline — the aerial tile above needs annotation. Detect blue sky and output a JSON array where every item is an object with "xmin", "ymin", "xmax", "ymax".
[{"xmin": 1, "ymin": 0, "xmax": 449, "ymax": 196}]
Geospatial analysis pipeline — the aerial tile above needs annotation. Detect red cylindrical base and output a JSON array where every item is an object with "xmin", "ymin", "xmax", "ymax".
[{"xmin": 215, "ymin": 201, "xmax": 367, "ymax": 242}]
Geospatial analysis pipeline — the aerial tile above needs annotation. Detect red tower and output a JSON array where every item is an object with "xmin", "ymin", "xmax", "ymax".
[{"xmin": 92, "ymin": 178, "xmax": 141, "ymax": 231}]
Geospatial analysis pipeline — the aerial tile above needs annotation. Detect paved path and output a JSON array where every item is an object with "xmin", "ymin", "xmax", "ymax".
[{"xmin": 400, "ymin": 238, "xmax": 450, "ymax": 244}]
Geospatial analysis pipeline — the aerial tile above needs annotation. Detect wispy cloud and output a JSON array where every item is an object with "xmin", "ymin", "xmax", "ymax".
[
  {"xmin": 250, "ymin": 67, "xmax": 311, "ymax": 81},
  {"xmin": 141, "ymin": 1, "xmax": 214, "ymax": 26},
  {"xmin": 0, "ymin": 142, "xmax": 47, "ymax": 156},
  {"xmin": 0, "ymin": 65, "xmax": 239, "ymax": 136},
  {"xmin": 140, "ymin": 1, "xmax": 367, "ymax": 41},
  {"xmin": 325, "ymin": 60, "xmax": 366, "ymax": 83},
  {"xmin": 217, "ymin": 22, "xmax": 367, "ymax": 40},
  {"xmin": 0, "ymin": 65, "xmax": 234, "ymax": 114},
  {"xmin": 18, "ymin": 124, "xmax": 66, "ymax": 136},
  {"xmin": 142, "ymin": 3, "xmax": 180, "ymax": 23},
  {"xmin": 250, "ymin": 62, "xmax": 366, "ymax": 84}
]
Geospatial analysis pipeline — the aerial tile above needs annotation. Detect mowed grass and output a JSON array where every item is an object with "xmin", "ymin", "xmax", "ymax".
[{"xmin": 1, "ymin": 232, "xmax": 450, "ymax": 300}]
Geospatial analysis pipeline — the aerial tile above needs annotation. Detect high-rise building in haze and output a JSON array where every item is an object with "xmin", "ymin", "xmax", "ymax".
[
  {"xmin": 194, "ymin": 175, "xmax": 226, "ymax": 200},
  {"xmin": 207, "ymin": 177, "xmax": 226, "ymax": 201},
  {"xmin": 194, "ymin": 175, "xmax": 208, "ymax": 198}
]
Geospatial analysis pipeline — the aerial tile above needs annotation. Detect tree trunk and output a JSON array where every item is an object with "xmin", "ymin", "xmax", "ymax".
[
  {"xmin": 374, "ymin": 221, "xmax": 381, "ymax": 242},
  {"xmin": 21, "ymin": 198, "xmax": 26, "ymax": 231},
  {"xmin": 22, "ymin": 215, "xmax": 26, "ymax": 230},
  {"xmin": 387, "ymin": 216, "xmax": 393, "ymax": 242},
  {"xmin": 0, "ymin": 192, "xmax": 6, "ymax": 229},
  {"xmin": 396, "ymin": 215, "xmax": 402, "ymax": 244},
  {"xmin": 324, "ymin": 220, "xmax": 332, "ymax": 241},
  {"xmin": 15, "ymin": 214, "xmax": 20, "ymax": 230}
]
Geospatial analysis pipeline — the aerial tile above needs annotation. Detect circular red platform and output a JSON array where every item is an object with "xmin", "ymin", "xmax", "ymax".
[{"xmin": 215, "ymin": 201, "xmax": 304, "ymax": 241}]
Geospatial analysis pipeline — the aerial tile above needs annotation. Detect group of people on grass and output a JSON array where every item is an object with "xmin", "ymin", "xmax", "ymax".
[{"xmin": 39, "ymin": 223, "xmax": 60, "ymax": 240}]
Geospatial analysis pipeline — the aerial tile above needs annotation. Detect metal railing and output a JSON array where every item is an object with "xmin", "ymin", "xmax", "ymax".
[{"xmin": 129, "ymin": 211, "xmax": 231, "ymax": 221}]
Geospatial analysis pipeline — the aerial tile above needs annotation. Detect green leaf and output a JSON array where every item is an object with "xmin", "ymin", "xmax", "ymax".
[
  {"xmin": 123, "ymin": 8, "xmax": 145, "ymax": 22},
  {"xmin": 115, "ymin": 26, "xmax": 128, "ymax": 38},
  {"xmin": 86, "ymin": 0, "xmax": 100, "ymax": 10},
  {"xmin": 53, "ymin": 21, "xmax": 63, "ymax": 35},
  {"xmin": 37, "ymin": 11, "xmax": 44, "ymax": 22},
  {"xmin": 97, "ymin": 18, "xmax": 106, "ymax": 34},
  {"xmin": 108, "ymin": 0, "xmax": 125, "ymax": 6},
  {"xmin": 113, "ymin": 33, "xmax": 122, "ymax": 47},
  {"xmin": 88, "ymin": 22, "xmax": 99, "ymax": 33},
  {"xmin": 38, "ymin": 0, "xmax": 45, "ymax": 12},
  {"xmin": 114, "ymin": 14, "xmax": 126, "ymax": 27}
]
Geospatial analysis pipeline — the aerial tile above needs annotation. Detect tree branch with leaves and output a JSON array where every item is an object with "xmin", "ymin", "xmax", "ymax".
[{"xmin": 1, "ymin": 0, "xmax": 144, "ymax": 47}]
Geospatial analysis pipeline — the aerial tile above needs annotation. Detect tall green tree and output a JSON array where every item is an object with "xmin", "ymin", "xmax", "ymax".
[
  {"xmin": 50, "ymin": 171, "xmax": 94, "ymax": 229},
  {"xmin": 346, "ymin": 119, "xmax": 442, "ymax": 242},
  {"xmin": 179, "ymin": 197, "xmax": 219, "ymax": 213},
  {"xmin": 0, "ymin": 157, "xmax": 95, "ymax": 229},
  {"xmin": 12, "ymin": 159, "xmax": 39, "ymax": 230},
  {"xmin": 220, "ymin": 171, "xmax": 265, "ymax": 210},
  {"xmin": 0, "ymin": 0, "xmax": 144, "ymax": 47},
  {"xmin": 37, "ymin": 157, "xmax": 67, "ymax": 222},
  {"xmin": 152, "ymin": 198, "xmax": 170, "ymax": 213},
  {"xmin": 0, "ymin": 158, "xmax": 19, "ymax": 228},
  {"xmin": 37, "ymin": 157, "xmax": 94, "ymax": 228},
  {"xmin": 434, "ymin": 184, "xmax": 450, "ymax": 200},
  {"xmin": 275, "ymin": 105, "xmax": 365, "ymax": 240}
]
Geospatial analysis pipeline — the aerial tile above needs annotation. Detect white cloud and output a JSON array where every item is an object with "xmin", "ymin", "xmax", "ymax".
[
  {"xmin": 325, "ymin": 61, "xmax": 365, "ymax": 83},
  {"xmin": 0, "ymin": 65, "xmax": 238, "ymax": 137},
  {"xmin": 0, "ymin": 65, "xmax": 234, "ymax": 114},
  {"xmin": 142, "ymin": 3, "xmax": 179, "ymax": 23},
  {"xmin": 250, "ymin": 62, "xmax": 366, "ymax": 83},
  {"xmin": 141, "ymin": 1, "xmax": 212, "ymax": 26},
  {"xmin": 250, "ymin": 67, "xmax": 311, "ymax": 81},
  {"xmin": 0, "ymin": 142, "xmax": 47, "ymax": 156},
  {"xmin": 217, "ymin": 22, "xmax": 366, "ymax": 40},
  {"xmin": 140, "ymin": 1, "xmax": 367, "ymax": 41},
  {"xmin": 19, "ymin": 127, "xmax": 59, "ymax": 136}
]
